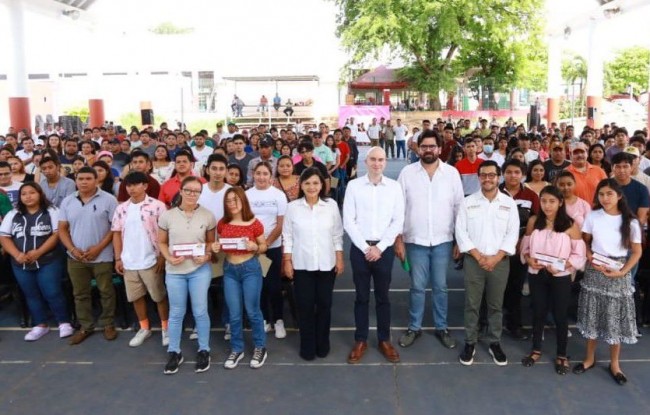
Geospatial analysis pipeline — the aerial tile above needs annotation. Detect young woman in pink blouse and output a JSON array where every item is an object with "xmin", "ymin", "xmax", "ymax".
[
  {"xmin": 555, "ymin": 171, "xmax": 591, "ymax": 227},
  {"xmin": 520, "ymin": 185, "xmax": 586, "ymax": 374}
]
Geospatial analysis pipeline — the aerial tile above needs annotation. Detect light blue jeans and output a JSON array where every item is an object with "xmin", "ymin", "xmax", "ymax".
[
  {"xmin": 224, "ymin": 257, "xmax": 266, "ymax": 353},
  {"xmin": 166, "ymin": 264, "xmax": 212, "ymax": 353},
  {"xmin": 406, "ymin": 242, "xmax": 452, "ymax": 331}
]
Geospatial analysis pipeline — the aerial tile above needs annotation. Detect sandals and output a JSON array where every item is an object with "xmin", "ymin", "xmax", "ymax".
[
  {"xmin": 521, "ymin": 351, "xmax": 542, "ymax": 367},
  {"xmin": 555, "ymin": 357, "xmax": 570, "ymax": 375}
]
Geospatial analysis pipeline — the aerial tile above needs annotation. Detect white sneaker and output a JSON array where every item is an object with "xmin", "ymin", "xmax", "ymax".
[
  {"xmin": 264, "ymin": 321, "xmax": 272, "ymax": 333},
  {"xmin": 129, "ymin": 329, "xmax": 152, "ymax": 347},
  {"xmin": 59, "ymin": 323, "xmax": 74, "ymax": 338},
  {"xmin": 189, "ymin": 329, "xmax": 198, "ymax": 340},
  {"xmin": 224, "ymin": 324, "xmax": 231, "ymax": 341},
  {"xmin": 161, "ymin": 329, "xmax": 169, "ymax": 347},
  {"xmin": 25, "ymin": 326, "xmax": 49, "ymax": 341},
  {"xmin": 274, "ymin": 319, "xmax": 286, "ymax": 339}
]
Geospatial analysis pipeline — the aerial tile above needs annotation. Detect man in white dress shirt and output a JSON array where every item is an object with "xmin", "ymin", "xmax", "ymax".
[
  {"xmin": 343, "ymin": 147, "xmax": 404, "ymax": 364},
  {"xmin": 455, "ymin": 160, "xmax": 520, "ymax": 366},
  {"xmin": 395, "ymin": 130, "xmax": 464, "ymax": 350},
  {"xmin": 366, "ymin": 118, "xmax": 381, "ymax": 147}
]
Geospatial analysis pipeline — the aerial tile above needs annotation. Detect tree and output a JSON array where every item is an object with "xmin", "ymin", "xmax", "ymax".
[
  {"xmin": 561, "ymin": 51, "xmax": 587, "ymax": 117},
  {"xmin": 333, "ymin": 0, "xmax": 544, "ymax": 109},
  {"xmin": 149, "ymin": 21, "xmax": 194, "ymax": 35},
  {"xmin": 605, "ymin": 46, "xmax": 650, "ymax": 96}
]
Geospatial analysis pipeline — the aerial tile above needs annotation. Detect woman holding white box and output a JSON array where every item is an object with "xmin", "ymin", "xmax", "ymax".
[
  {"xmin": 573, "ymin": 179, "xmax": 642, "ymax": 385},
  {"xmin": 520, "ymin": 185, "xmax": 586, "ymax": 374}
]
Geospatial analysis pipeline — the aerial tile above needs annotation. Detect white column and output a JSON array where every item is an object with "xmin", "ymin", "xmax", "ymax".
[{"xmin": 8, "ymin": 0, "xmax": 28, "ymax": 97}]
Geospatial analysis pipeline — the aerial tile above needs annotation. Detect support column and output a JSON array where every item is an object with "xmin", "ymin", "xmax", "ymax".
[
  {"xmin": 8, "ymin": 0, "xmax": 31, "ymax": 133},
  {"xmin": 88, "ymin": 99, "xmax": 105, "ymax": 128},
  {"xmin": 546, "ymin": 37, "xmax": 562, "ymax": 127},
  {"xmin": 383, "ymin": 89, "xmax": 391, "ymax": 106},
  {"xmin": 585, "ymin": 21, "xmax": 604, "ymax": 129}
]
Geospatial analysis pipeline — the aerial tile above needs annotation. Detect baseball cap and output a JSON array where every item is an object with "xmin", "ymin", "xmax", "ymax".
[
  {"xmin": 571, "ymin": 142, "xmax": 588, "ymax": 153},
  {"xmin": 97, "ymin": 150, "xmax": 113, "ymax": 159},
  {"xmin": 259, "ymin": 137, "xmax": 274, "ymax": 147},
  {"xmin": 624, "ymin": 146, "xmax": 640, "ymax": 157}
]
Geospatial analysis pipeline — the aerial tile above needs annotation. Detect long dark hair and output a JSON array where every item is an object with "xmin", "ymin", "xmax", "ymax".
[
  {"xmin": 92, "ymin": 160, "xmax": 115, "ymax": 194},
  {"xmin": 297, "ymin": 167, "xmax": 329, "ymax": 201},
  {"xmin": 533, "ymin": 185, "xmax": 573, "ymax": 233},
  {"xmin": 16, "ymin": 182, "xmax": 52, "ymax": 215},
  {"xmin": 593, "ymin": 178, "xmax": 635, "ymax": 249},
  {"xmin": 525, "ymin": 159, "xmax": 545, "ymax": 183}
]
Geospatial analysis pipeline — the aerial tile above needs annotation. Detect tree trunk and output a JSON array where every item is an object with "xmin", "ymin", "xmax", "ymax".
[{"xmin": 431, "ymin": 95, "xmax": 442, "ymax": 111}]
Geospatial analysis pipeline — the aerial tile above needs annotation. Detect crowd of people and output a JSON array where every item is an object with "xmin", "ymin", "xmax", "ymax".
[{"xmin": 0, "ymin": 116, "xmax": 647, "ymax": 385}]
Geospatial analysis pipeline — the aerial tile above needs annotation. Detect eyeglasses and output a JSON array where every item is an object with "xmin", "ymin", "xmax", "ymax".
[
  {"xmin": 419, "ymin": 145, "xmax": 438, "ymax": 150},
  {"xmin": 181, "ymin": 188, "xmax": 201, "ymax": 196},
  {"xmin": 479, "ymin": 173, "xmax": 498, "ymax": 179}
]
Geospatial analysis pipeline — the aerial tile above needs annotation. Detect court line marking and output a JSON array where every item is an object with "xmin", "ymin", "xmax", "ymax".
[{"xmin": 4, "ymin": 359, "xmax": 650, "ymax": 367}]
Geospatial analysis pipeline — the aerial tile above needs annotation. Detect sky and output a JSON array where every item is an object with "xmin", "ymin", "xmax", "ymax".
[{"xmin": 1, "ymin": 0, "xmax": 649, "ymax": 81}]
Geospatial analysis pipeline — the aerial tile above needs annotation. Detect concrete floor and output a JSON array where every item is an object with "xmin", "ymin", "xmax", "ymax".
[{"xmin": 1, "ymin": 149, "xmax": 649, "ymax": 414}]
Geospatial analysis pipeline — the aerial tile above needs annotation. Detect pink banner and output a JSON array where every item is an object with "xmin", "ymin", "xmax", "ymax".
[
  {"xmin": 441, "ymin": 110, "xmax": 529, "ymax": 119},
  {"xmin": 338, "ymin": 105, "xmax": 391, "ymax": 128}
]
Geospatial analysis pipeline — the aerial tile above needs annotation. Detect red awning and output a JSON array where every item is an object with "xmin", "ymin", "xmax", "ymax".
[{"xmin": 349, "ymin": 66, "xmax": 408, "ymax": 90}]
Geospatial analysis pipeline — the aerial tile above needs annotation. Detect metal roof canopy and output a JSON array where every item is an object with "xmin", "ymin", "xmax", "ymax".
[
  {"xmin": 53, "ymin": 0, "xmax": 97, "ymax": 11},
  {"xmin": 222, "ymin": 76, "xmax": 319, "ymax": 82}
]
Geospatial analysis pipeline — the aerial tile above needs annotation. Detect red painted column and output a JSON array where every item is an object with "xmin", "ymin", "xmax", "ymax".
[
  {"xmin": 547, "ymin": 97, "xmax": 560, "ymax": 127},
  {"xmin": 88, "ymin": 99, "xmax": 105, "ymax": 128},
  {"xmin": 9, "ymin": 97, "xmax": 31, "ymax": 133},
  {"xmin": 383, "ymin": 89, "xmax": 391, "ymax": 106},
  {"xmin": 8, "ymin": 0, "xmax": 31, "ymax": 134}
]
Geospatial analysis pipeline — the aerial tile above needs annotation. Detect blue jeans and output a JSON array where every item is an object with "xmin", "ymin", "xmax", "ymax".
[
  {"xmin": 406, "ymin": 242, "xmax": 452, "ymax": 331},
  {"xmin": 166, "ymin": 264, "xmax": 212, "ymax": 353},
  {"xmin": 12, "ymin": 259, "xmax": 69, "ymax": 325},
  {"xmin": 224, "ymin": 257, "xmax": 266, "ymax": 353},
  {"xmin": 396, "ymin": 140, "xmax": 406, "ymax": 159}
]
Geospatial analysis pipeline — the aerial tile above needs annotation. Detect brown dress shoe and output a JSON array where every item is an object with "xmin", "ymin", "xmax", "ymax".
[
  {"xmin": 103, "ymin": 325, "xmax": 118, "ymax": 341},
  {"xmin": 69, "ymin": 330, "xmax": 94, "ymax": 345},
  {"xmin": 379, "ymin": 341, "xmax": 400, "ymax": 363},
  {"xmin": 347, "ymin": 341, "xmax": 368, "ymax": 364}
]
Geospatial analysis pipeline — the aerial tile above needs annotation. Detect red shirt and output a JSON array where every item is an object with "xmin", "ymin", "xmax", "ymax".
[
  {"xmin": 217, "ymin": 219, "xmax": 264, "ymax": 255},
  {"xmin": 337, "ymin": 141, "xmax": 350, "ymax": 168},
  {"xmin": 117, "ymin": 174, "xmax": 160, "ymax": 202},
  {"xmin": 159, "ymin": 174, "xmax": 207, "ymax": 207}
]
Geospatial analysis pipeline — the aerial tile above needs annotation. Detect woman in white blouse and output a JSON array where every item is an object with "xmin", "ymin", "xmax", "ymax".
[{"xmin": 282, "ymin": 167, "xmax": 344, "ymax": 361}]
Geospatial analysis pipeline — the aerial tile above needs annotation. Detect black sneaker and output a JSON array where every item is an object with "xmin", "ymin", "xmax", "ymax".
[
  {"xmin": 434, "ymin": 329, "xmax": 457, "ymax": 349},
  {"xmin": 505, "ymin": 326, "xmax": 529, "ymax": 341},
  {"xmin": 163, "ymin": 352, "xmax": 184, "ymax": 375},
  {"xmin": 398, "ymin": 329, "xmax": 422, "ymax": 348},
  {"xmin": 224, "ymin": 351, "xmax": 245, "ymax": 369},
  {"xmin": 459, "ymin": 343, "xmax": 475, "ymax": 366},
  {"xmin": 489, "ymin": 343, "xmax": 508, "ymax": 366},
  {"xmin": 195, "ymin": 350, "xmax": 210, "ymax": 373},
  {"xmin": 250, "ymin": 347, "xmax": 268, "ymax": 369}
]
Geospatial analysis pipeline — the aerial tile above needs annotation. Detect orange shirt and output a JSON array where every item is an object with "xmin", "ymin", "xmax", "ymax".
[{"xmin": 565, "ymin": 163, "xmax": 606, "ymax": 206}]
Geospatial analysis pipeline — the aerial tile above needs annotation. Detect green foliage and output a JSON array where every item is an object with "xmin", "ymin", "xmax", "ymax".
[
  {"xmin": 561, "ymin": 51, "xmax": 587, "ymax": 85},
  {"xmin": 63, "ymin": 105, "xmax": 89, "ymax": 122},
  {"xmin": 333, "ymin": 0, "xmax": 544, "ymax": 96},
  {"xmin": 149, "ymin": 21, "xmax": 194, "ymax": 35},
  {"xmin": 605, "ymin": 46, "xmax": 650, "ymax": 96},
  {"xmin": 116, "ymin": 112, "xmax": 142, "ymax": 130},
  {"xmin": 187, "ymin": 119, "xmax": 225, "ymax": 134}
]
